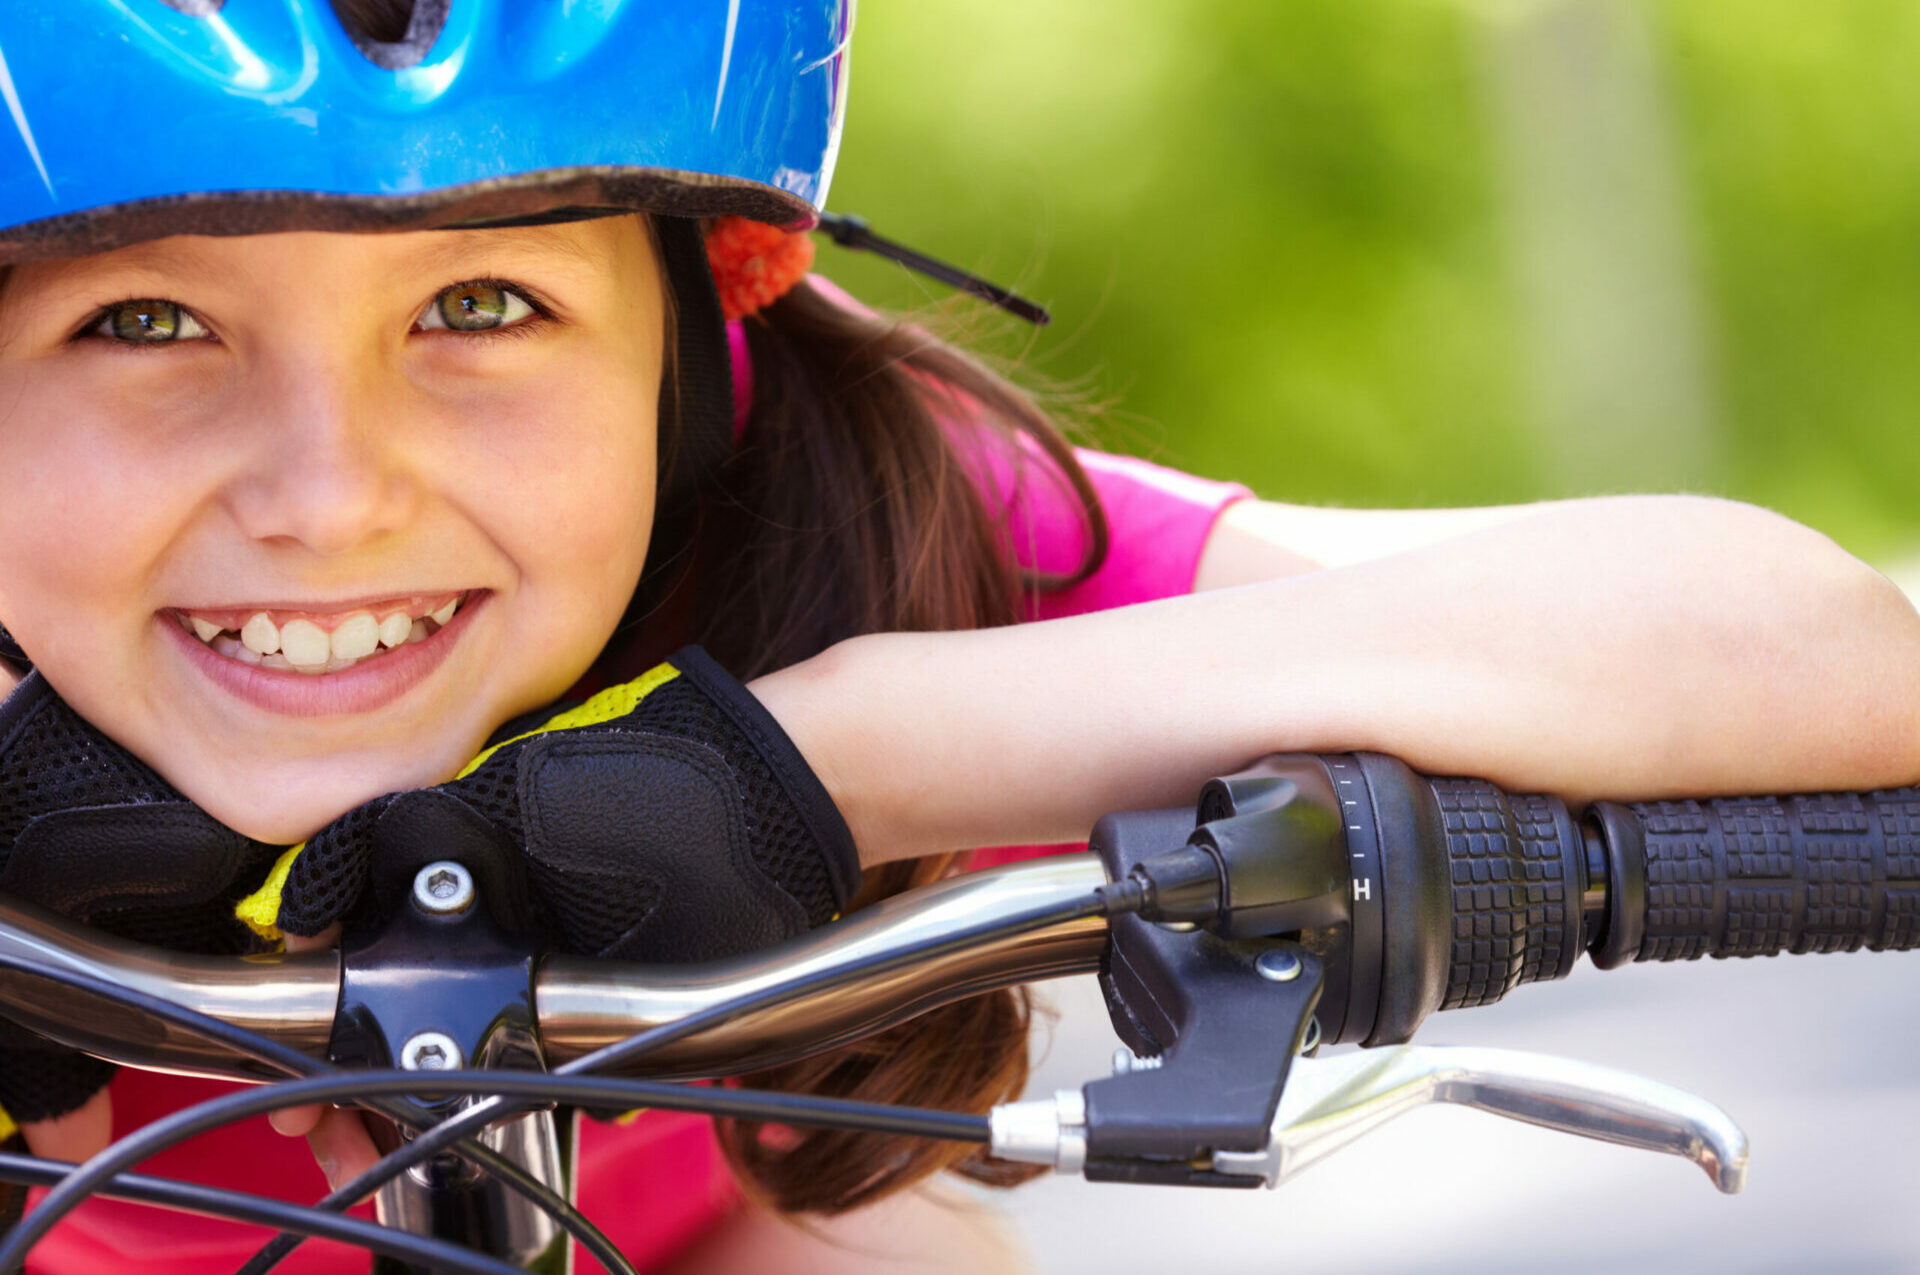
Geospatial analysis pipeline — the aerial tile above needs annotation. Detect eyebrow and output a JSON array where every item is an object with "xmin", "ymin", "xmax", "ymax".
[
  {"xmin": 401, "ymin": 223, "xmax": 609, "ymax": 277},
  {"xmin": 46, "ymin": 222, "xmax": 613, "ymax": 293}
]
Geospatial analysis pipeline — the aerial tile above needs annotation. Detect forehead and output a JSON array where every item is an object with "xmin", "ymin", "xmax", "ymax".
[{"xmin": 5, "ymin": 218, "xmax": 653, "ymax": 297}]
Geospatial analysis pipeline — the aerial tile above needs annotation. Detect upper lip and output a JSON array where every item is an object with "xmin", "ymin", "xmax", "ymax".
[{"xmin": 167, "ymin": 590, "xmax": 473, "ymax": 614}]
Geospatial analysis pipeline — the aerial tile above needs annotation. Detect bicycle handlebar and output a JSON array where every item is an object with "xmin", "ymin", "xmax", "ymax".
[
  {"xmin": 0, "ymin": 752, "xmax": 1912, "ymax": 1270},
  {"xmin": 3, "ymin": 752, "xmax": 1915, "ymax": 1084},
  {"xmin": 0, "ymin": 856, "xmax": 1110, "ymax": 1083}
]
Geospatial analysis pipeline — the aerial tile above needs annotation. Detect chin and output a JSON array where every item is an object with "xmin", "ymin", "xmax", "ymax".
[
  {"xmin": 186, "ymin": 754, "xmax": 460, "ymax": 845},
  {"xmin": 208, "ymin": 796, "xmax": 370, "ymax": 847}
]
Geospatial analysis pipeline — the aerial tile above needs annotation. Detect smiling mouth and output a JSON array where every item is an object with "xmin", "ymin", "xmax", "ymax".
[{"xmin": 171, "ymin": 591, "xmax": 470, "ymax": 675}]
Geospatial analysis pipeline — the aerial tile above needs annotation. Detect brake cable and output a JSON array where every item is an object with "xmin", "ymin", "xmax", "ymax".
[
  {"xmin": 240, "ymin": 882, "xmax": 1136, "ymax": 1273},
  {"xmin": 0, "ymin": 1149, "xmax": 526, "ymax": 1275},
  {"xmin": 0, "ymin": 956, "xmax": 632, "ymax": 1275}
]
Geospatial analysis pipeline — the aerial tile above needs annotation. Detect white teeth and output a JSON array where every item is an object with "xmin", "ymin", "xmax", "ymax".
[
  {"xmin": 212, "ymin": 635, "xmax": 261, "ymax": 665},
  {"xmin": 241, "ymin": 613, "xmax": 280, "ymax": 655},
  {"xmin": 331, "ymin": 613, "xmax": 380, "ymax": 661},
  {"xmin": 193, "ymin": 596, "xmax": 465, "ymax": 672},
  {"xmin": 377, "ymin": 613, "xmax": 412, "ymax": 649},
  {"xmin": 280, "ymin": 618, "xmax": 330, "ymax": 668}
]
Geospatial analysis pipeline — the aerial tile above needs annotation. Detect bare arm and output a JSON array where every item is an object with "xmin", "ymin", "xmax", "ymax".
[
  {"xmin": 657, "ymin": 1187, "xmax": 1029, "ymax": 1275},
  {"xmin": 754, "ymin": 495, "xmax": 1920, "ymax": 866},
  {"xmin": 1192, "ymin": 496, "xmax": 1559, "ymax": 585}
]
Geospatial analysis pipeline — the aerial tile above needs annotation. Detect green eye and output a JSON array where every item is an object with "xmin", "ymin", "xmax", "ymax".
[
  {"xmin": 421, "ymin": 282, "xmax": 537, "ymax": 333},
  {"xmin": 96, "ymin": 299, "xmax": 209, "ymax": 344}
]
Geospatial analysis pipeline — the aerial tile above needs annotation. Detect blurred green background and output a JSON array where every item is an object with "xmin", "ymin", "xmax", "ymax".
[{"xmin": 821, "ymin": 0, "xmax": 1920, "ymax": 570}]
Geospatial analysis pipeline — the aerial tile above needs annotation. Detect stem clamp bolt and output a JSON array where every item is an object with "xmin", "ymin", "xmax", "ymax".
[
  {"xmin": 1255, "ymin": 948, "xmax": 1303, "ymax": 982},
  {"xmin": 399, "ymin": 1031, "xmax": 464, "ymax": 1072},
  {"xmin": 412, "ymin": 861, "xmax": 475, "ymax": 916}
]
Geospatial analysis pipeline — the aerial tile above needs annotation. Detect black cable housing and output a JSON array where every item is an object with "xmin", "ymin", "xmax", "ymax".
[
  {"xmin": 0, "ymin": 956, "xmax": 632, "ymax": 1275},
  {"xmin": 241, "ymin": 886, "xmax": 1122, "ymax": 1273},
  {"xmin": 0, "ymin": 1151, "xmax": 527, "ymax": 1275}
]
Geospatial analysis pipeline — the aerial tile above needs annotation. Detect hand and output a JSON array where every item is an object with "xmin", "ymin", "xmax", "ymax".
[
  {"xmin": 265, "ymin": 927, "xmax": 382, "ymax": 1193},
  {"xmin": 0, "ymin": 670, "xmax": 279, "ymax": 1153},
  {"xmin": 18, "ymin": 1089, "xmax": 112, "ymax": 1167},
  {"xmin": 254, "ymin": 647, "xmax": 862, "ymax": 964}
]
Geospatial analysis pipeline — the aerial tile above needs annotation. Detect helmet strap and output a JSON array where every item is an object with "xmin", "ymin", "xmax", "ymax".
[{"xmin": 624, "ymin": 216, "xmax": 734, "ymax": 632}]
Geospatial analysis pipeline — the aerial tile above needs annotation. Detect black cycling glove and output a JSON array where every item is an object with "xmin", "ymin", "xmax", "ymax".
[
  {"xmin": 242, "ymin": 646, "xmax": 863, "ymax": 961},
  {"xmin": 0, "ymin": 646, "xmax": 859, "ymax": 1130},
  {"xmin": 0, "ymin": 673, "xmax": 280, "ymax": 1126}
]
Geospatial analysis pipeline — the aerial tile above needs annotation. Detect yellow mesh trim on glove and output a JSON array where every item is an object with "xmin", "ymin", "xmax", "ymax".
[
  {"xmin": 234, "ymin": 844, "xmax": 304, "ymax": 942},
  {"xmin": 232, "ymin": 662, "xmax": 682, "ymax": 938},
  {"xmin": 453, "ymin": 662, "xmax": 680, "ymax": 780}
]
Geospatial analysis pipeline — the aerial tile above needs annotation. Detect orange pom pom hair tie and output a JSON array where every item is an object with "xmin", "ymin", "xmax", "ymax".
[
  {"xmin": 702, "ymin": 212, "xmax": 1054, "ymax": 326},
  {"xmin": 704, "ymin": 217, "xmax": 817, "ymax": 322}
]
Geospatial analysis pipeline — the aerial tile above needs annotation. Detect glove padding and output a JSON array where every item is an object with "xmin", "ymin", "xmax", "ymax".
[
  {"xmin": 0, "ymin": 673, "xmax": 279, "ymax": 1126},
  {"xmin": 245, "ymin": 646, "xmax": 862, "ymax": 961}
]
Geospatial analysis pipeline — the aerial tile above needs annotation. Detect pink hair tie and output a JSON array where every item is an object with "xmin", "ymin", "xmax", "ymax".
[
  {"xmin": 709, "ymin": 228, "xmax": 882, "ymax": 443},
  {"xmin": 707, "ymin": 217, "xmax": 814, "ymax": 444},
  {"xmin": 726, "ymin": 319, "xmax": 752, "ymax": 444}
]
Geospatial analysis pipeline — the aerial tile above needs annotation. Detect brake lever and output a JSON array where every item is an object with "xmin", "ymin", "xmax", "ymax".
[
  {"xmin": 992, "ymin": 794, "xmax": 1749, "ymax": 1195},
  {"xmin": 991, "ymin": 1042, "xmax": 1747, "ymax": 1192},
  {"xmin": 1209, "ymin": 1044, "xmax": 1748, "ymax": 1193}
]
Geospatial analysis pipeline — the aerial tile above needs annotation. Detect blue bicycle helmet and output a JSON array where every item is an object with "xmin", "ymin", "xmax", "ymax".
[{"xmin": 0, "ymin": 0, "xmax": 849, "ymax": 260}]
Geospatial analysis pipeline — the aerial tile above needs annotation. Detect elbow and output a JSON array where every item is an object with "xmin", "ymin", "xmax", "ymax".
[
  {"xmin": 1827, "ymin": 564, "xmax": 1920, "ymax": 787},
  {"xmin": 1690, "ymin": 497, "xmax": 1920, "ymax": 787}
]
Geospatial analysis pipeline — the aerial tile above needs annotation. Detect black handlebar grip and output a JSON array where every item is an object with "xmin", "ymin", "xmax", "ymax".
[
  {"xmin": 1287, "ymin": 758, "xmax": 1920, "ymax": 1047},
  {"xmin": 1587, "ymin": 788, "xmax": 1920, "ymax": 967}
]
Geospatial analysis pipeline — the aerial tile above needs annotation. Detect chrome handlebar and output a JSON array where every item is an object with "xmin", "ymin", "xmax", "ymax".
[
  {"xmin": 0, "ymin": 856, "xmax": 1111, "ymax": 1082},
  {"xmin": 0, "ymin": 851, "xmax": 1748, "ymax": 1196}
]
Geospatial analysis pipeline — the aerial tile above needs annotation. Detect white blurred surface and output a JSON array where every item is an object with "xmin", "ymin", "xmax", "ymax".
[{"xmin": 1000, "ymin": 948, "xmax": 1920, "ymax": 1274}]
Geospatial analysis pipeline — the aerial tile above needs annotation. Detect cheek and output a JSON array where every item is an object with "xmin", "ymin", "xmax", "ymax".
[
  {"xmin": 0, "ymin": 369, "xmax": 194, "ymax": 653},
  {"xmin": 457, "ymin": 364, "xmax": 660, "ymax": 635}
]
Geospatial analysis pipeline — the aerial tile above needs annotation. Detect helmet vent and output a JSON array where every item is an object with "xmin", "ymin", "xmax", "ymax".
[
  {"xmin": 331, "ymin": 0, "xmax": 450, "ymax": 70},
  {"xmin": 152, "ymin": 0, "xmax": 226, "ymax": 14}
]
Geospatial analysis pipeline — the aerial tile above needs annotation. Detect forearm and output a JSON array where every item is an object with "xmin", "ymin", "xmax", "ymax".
[{"xmin": 754, "ymin": 496, "xmax": 1920, "ymax": 865}]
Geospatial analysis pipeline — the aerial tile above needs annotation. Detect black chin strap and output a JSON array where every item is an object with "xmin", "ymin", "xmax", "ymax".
[
  {"xmin": 624, "ymin": 215, "xmax": 734, "ymax": 628},
  {"xmin": 0, "ymin": 623, "xmax": 27, "ymax": 672}
]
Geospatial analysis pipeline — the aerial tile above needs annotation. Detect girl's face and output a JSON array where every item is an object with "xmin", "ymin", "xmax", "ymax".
[{"xmin": 0, "ymin": 219, "xmax": 665, "ymax": 843}]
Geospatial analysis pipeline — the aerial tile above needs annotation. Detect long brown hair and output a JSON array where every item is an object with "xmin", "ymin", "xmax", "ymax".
[{"xmin": 672, "ymin": 280, "xmax": 1108, "ymax": 1212}]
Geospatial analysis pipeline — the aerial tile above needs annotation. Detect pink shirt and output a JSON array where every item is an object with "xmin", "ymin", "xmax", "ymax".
[{"xmin": 24, "ymin": 446, "xmax": 1246, "ymax": 1273}]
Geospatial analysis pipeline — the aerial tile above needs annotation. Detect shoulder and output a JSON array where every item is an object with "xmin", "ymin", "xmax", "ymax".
[{"xmin": 963, "ymin": 436, "xmax": 1253, "ymax": 619}]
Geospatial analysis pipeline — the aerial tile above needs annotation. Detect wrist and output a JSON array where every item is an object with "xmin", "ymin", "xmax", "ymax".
[{"xmin": 748, "ymin": 636, "xmax": 885, "ymax": 867}]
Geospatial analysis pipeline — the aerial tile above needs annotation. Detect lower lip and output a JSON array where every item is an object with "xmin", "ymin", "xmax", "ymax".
[{"xmin": 162, "ymin": 593, "xmax": 487, "ymax": 718}]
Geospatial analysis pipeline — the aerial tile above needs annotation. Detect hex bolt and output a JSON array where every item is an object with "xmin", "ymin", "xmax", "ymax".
[
  {"xmin": 399, "ymin": 1031, "xmax": 464, "ymax": 1072},
  {"xmin": 1255, "ymin": 948, "xmax": 1303, "ymax": 983},
  {"xmin": 1111, "ymin": 1047, "xmax": 1165, "ymax": 1076},
  {"xmin": 412, "ymin": 860, "xmax": 475, "ymax": 916}
]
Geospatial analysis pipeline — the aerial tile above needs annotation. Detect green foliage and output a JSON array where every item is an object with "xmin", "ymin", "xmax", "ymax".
[{"xmin": 824, "ymin": 1, "xmax": 1920, "ymax": 559}]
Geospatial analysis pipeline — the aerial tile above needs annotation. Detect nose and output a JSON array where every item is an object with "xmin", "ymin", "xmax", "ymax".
[{"xmin": 220, "ymin": 349, "xmax": 421, "ymax": 556}]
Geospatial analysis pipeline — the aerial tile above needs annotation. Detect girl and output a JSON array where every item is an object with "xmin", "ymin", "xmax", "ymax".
[{"xmin": 0, "ymin": 2, "xmax": 1915, "ymax": 1271}]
